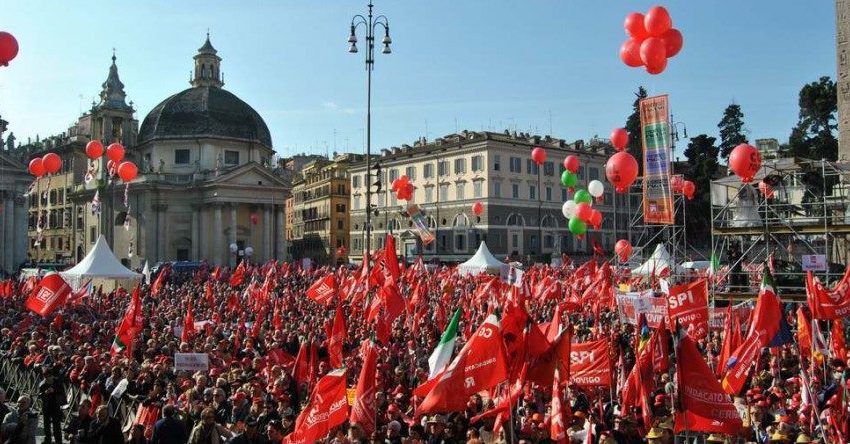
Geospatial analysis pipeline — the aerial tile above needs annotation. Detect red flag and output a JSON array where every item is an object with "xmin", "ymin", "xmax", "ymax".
[
  {"xmin": 379, "ymin": 280, "xmax": 405, "ymax": 326},
  {"xmin": 272, "ymin": 300, "xmax": 283, "ymax": 331},
  {"xmin": 675, "ymin": 332, "xmax": 743, "ymax": 435},
  {"xmin": 417, "ymin": 314, "xmax": 508, "ymax": 415},
  {"xmin": 230, "ymin": 261, "xmax": 246, "ymax": 288},
  {"xmin": 21, "ymin": 276, "xmax": 37, "ymax": 295},
  {"xmin": 111, "ymin": 286, "xmax": 144, "ymax": 357},
  {"xmin": 151, "ymin": 264, "xmax": 170, "ymax": 296},
  {"xmin": 284, "ymin": 369, "xmax": 348, "ymax": 444},
  {"xmin": 716, "ymin": 306, "xmax": 740, "ymax": 377},
  {"xmin": 384, "ymin": 234, "xmax": 401, "ymax": 283},
  {"xmin": 550, "ymin": 366, "xmax": 568, "ymax": 444},
  {"xmin": 306, "ymin": 275, "xmax": 336, "ymax": 306},
  {"xmin": 329, "ymin": 305, "xmax": 346, "ymax": 368},
  {"xmin": 796, "ymin": 307, "xmax": 812, "ymax": 359},
  {"xmin": 546, "ymin": 304, "xmax": 562, "ymax": 344},
  {"xmin": 292, "ymin": 342, "xmax": 311, "ymax": 385},
  {"xmin": 527, "ymin": 326, "xmax": 572, "ymax": 386},
  {"xmin": 807, "ymin": 266, "xmax": 850, "ymax": 320},
  {"xmin": 349, "ymin": 340, "xmax": 378, "ymax": 435},
  {"xmin": 568, "ymin": 339, "xmax": 612, "ymax": 388},
  {"xmin": 211, "ymin": 266, "xmax": 221, "ymax": 281},
  {"xmin": 204, "ymin": 282, "xmax": 215, "ymax": 307},
  {"xmin": 831, "ymin": 319, "xmax": 847, "ymax": 362},
  {"xmin": 181, "ymin": 300, "xmax": 194, "ymax": 343},
  {"xmin": 24, "ymin": 273, "xmax": 71, "ymax": 317},
  {"xmin": 666, "ymin": 278, "xmax": 710, "ymax": 340}
]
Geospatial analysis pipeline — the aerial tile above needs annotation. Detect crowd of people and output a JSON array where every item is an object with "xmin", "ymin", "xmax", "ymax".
[{"xmin": 0, "ymin": 249, "xmax": 845, "ymax": 444}]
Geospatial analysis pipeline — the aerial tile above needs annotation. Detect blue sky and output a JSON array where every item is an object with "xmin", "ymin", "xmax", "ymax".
[{"xmin": 0, "ymin": 1, "xmax": 838, "ymax": 160}]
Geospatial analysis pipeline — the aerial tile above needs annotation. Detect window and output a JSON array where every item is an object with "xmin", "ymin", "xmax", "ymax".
[
  {"xmin": 338, "ymin": 220, "xmax": 344, "ymax": 229},
  {"xmin": 512, "ymin": 184, "xmax": 519, "ymax": 199},
  {"xmin": 90, "ymin": 227, "xmax": 96, "ymax": 243},
  {"xmin": 471, "ymin": 155, "xmax": 483, "ymax": 172},
  {"xmin": 546, "ymin": 187, "xmax": 552, "ymax": 201},
  {"xmin": 578, "ymin": 166, "xmax": 585, "ymax": 179},
  {"xmin": 455, "ymin": 234, "xmax": 466, "ymax": 251},
  {"xmin": 529, "ymin": 185, "xmax": 536, "ymax": 200},
  {"xmin": 390, "ymin": 194, "xmax": 397, "ymax": 207},
  {"xmin": 389, "ymin": 169, "xmax": 399, "ymax": 182},
  {"xmin": 405, "ymin": 166, "xmax": 416, "ymax": 180},
  {"xmin": 561, "ymin": 188, "xmax": 568, "ymax": 201},
  {"xmin": 509, "ymin": 157, "xmax": 521, "ymax": 173},
  {"xmin": 378, "ymin": 194, "xmax": 386, "ymax": 207},
  {"xmin": 544, "ymin": 235, "xmax": 554, "ymax": 249},
  {"xmin": 530, "ymin": 235, "xmax": 538, "ymax": 251},
  {"xmin": 353, "ymin": 175, "xmax": 361, "ymax": 188},
  {"xmin": 353, "ymin": 196, "xmax": 360, "ymax": 210},
  {"xmin": 224, "ymin": 150, "xmax": 239, "ymax": 165},
  {"xmin": 456, "ymin": 183, "xmax": 465, "ymax": 200},
  {"xmin": 438, "ymin": 161, "xmax": 449, "ymax": 176},
  {"xmin": 424, "ymin": 164, "xmax": 434, "ymax": 178},
  {"xmin": 494, "ymin": 155, "xmax": 501, "ymax": 171},
  {"xmin": 454, "ymin": 158, "xmax": 466, "ymax": 174},
  {"xmin": 527, "ymin": 160, "xmax": 539, "ymax": 175},
  {"xmin": 473, "ymin": 182, "xmax": 482, "ymax": 198},
  {"xmin": 175, "ymin": 149, "xmax": 190, "ymax": 165},
  {"xmin": 494, "ymin": 182, "xmax": 501, "ymax": 197},
  {"xmin": 439, "ymin": 184, "xmax": 449, "ymax": 201},
  {"xmin": 589, "ymin": 167, "xmax": 599, "ymax": 180},
  {"xmin": 544, "ymin": 161, "xmax": 555, "ymax": 176},
  {"xmin": 425, "ymin": 187, "xmax": 433, "ymax": 203}
]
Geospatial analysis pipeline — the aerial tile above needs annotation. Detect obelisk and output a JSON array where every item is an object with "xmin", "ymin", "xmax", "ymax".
[{"xmin": 839, "ymin": 0, "xmax": 849, "ymax": 159}]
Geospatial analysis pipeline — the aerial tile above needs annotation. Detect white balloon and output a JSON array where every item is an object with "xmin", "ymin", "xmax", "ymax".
[
  {"xmin": 588, "ymin": 180, "xmax": 605, "ymax": 198},
  {"xmin": 562, "ymin": 200, "xmax": 577, "ymax": 218}
]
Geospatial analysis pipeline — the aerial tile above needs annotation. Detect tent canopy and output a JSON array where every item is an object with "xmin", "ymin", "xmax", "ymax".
[
  {"xmin": 458, "ymin": 242, "xmax": 505, "ymax": 276},
  {"xmin": 60, "ymin": 235, "xmax": 141, "ymax": 289},
  {"xmin": 631, "ymin": 244, "xmax": 686, "ymax": 277}
]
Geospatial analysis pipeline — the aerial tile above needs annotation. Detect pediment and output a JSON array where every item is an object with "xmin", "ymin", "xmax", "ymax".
[
  {"xmin": 204, "ymin": 162, "xmax": 287, "ymax": 188},
  {"xmin": 0, "ymin": 152, "xmax": 26, "ymax": 171}
]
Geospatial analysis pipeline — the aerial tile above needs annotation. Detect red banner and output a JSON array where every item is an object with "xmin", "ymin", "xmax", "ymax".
[
  {"xmin": 285, "ymin": 369, "xmax": 348, "ymax": 444},
  {"xmin": 806, "ymin": 267, "xmax": 850, "ymax": 320},
  {"xmin": 306, "ymin": 275, "xmax": 336, "ymax": 305},
  {"xmin": 617, "ymin": 291, "xmax": 751, "ymax": 332},
  {"xmin": 667, "ymin": 278, "xmax": 709, "ymax": 340},
  {"xmin": 569, "ymin": 340, "xmax": 611, "ymax": 388},
  {"xmin": 24, "ymin": 273, "xmax": 70, "ymax": 317}
]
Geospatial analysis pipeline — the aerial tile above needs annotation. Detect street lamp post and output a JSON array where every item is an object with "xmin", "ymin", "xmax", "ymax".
[{"xmin": 349, "ymin": 2, "xmax": 391, "ymax": 279}]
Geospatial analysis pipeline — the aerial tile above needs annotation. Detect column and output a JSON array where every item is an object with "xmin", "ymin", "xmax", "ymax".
[
  {"xmin": 15, "ymin": 196, "xmax": 27, "ymax": 269},
  {"xmin": 276, "ymin": 205, "xmax": 285, "ymax": 260},
  {"xmin": 263, "ymin": 205, "xmax": 271, "ymax": 261},
  {"xmin": 214, "ymin": 204, "xmax": 223, "ymax": 265},
  {"xmin": 0, "ymin": 194, "xmax": 8, "ymax": 272},
  {"xmin": 191, "ymin": 206, "xmax": 200, "ymax": 260},
  {"xmin": 5, "ymin": 196, "xmax": 14, "ymax": 273},
  {"xmin": 155, "ymin": 204, "xmax": 168, "ymax": 261},
  {"xmin": 229, "ymin": 204, "xmax": 238, "ymax": 265}
]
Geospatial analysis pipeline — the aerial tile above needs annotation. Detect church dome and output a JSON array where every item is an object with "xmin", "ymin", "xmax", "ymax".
[{"xmin": 138, "ymin": 86, "xmax": 272, "ymax": 148}]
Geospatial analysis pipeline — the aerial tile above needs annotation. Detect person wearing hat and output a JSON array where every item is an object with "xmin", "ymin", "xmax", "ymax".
[
  {"xmin": 645, "ymin": 427, "xmax": 665, "ymax": 444},
  {"xmin": 426, "ymin": 414, "xmax": 447, "ymax": 442},
  {"xmin": 706, "ymin": 434, "xmax": 728, "ymax": 443},
  {"xmin": 795, "ymin": 434, "xmax": 813, "ymax": 443},
  {"xmin": 228, "ymin": 417, "xmax": 266, "ymax": 444}
]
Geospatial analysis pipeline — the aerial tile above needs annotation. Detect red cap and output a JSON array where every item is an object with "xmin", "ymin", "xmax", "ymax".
[{"xmin": 387, "ymin": 404, "xmax": 399, "ymax": 413}]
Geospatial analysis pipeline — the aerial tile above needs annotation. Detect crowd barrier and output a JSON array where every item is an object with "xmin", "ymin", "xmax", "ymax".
[{"xmin": 0, "ymin": 358, "xmax": 142, "ymax": 436}]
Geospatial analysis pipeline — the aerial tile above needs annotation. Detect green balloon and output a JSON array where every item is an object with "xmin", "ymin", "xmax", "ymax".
[
  {"xmin": 568, "ymin": 216, "xmax": 587, "ymax": 236},
  {"xmin": 574, "ymin": 189, "xmax": 592, "ymax": 204},
  {"xmin": 561, "ymin": 171, "xmax": 577, "ymax": 188}
]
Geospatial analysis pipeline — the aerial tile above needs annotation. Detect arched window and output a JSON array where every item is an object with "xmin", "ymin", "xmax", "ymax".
[
  {"xmin": 506, "ymin": 213, "xmax": 525, "ymax": 227},
  {"xmin": 541, "ymin": 214, "xmax": 557, "ymax": 228},
  {"xmin": 388, "ymin": 218, "xmax": 402, "ymax": 233},
  {"xmin": 427, "ymin": 216, "xmax": 437, "ymax": 229},
  {"xmin": 452, "ymin": 213, "xmax": 470, "ymax": 228}
]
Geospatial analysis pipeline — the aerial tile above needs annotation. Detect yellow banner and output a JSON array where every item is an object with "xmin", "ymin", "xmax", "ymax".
[{"xmin": 640, "ymin": 95, "xmax": 674, "ymax": 225}]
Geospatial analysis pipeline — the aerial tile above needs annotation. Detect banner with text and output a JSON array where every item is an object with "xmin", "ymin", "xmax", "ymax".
[
  {"xmin": 617, "ymin": 292, "xmax": 751, "ymax": 331},
  {"xmin": 666, "ymin": 278, "xmax": 710, "ymax": 340},
  {"xmin": 569, "ymin": 340, "xmax": 612, "ymax": 388},
  {"xmin": 640, "ymin": 95, "xmax": 675, "ymax": 224}
]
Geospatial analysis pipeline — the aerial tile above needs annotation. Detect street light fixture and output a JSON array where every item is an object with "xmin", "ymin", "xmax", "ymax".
[{"xmin": 349, "ymin": 1, "xmax": 391, "ymax": 280}]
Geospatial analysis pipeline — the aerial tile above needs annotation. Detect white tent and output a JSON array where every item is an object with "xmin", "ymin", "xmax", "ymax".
[
  {"xmin": 631, "ymin": 244, "xmax": 686, "ymax": 277},
  {"xmin": 60, "ymin": 235, "xmax": 141, "ymax": 289},
  {"xmin": 458, "ymin": 242, "xmax": 505, "ymax": 276}
]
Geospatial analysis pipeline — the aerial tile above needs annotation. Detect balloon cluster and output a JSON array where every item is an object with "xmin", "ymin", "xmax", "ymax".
[
  {"xmin": 619, "ymin": 6, "xmax": 683, "ymax": 75},
  {"xmin": 615, "ymin": 239, "xmax": 633, "ymax": 262},
  {"xmin": 28, "ymin": 152, "xmax": 63, "ymax": 177},
  {"xmin": 0, "ymin": 32, "xmax": 19, "ymax": 67},
  {"xmin": 562, "ymin": 184, "xmax": 605, "ymax": 238},
  {"xmin": 391, "ymin": 175, "xmax": 414, "ymax": 201},
  {"xmin": 85, "ymin": 141, "xmax": 139, "ymax": 182},
  {"xmin": 604, "ymin": 128, "xmax": 639, "ymax": 193},
  {"xmin": 670, "ymin": 175, "xmax": 696, "ymax": 200},
  {"xmin": 728, "ymin": 143, "xmax": 761, "ymax": 183},
  {"xmin": 561, "ymin": 155, "xmax": 579, "ymax": 191}
]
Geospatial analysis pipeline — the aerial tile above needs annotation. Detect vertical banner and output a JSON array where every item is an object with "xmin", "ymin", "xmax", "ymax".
[{"xmin": 640, "ymin": 95, "xmax": 674, "ymax": 224}]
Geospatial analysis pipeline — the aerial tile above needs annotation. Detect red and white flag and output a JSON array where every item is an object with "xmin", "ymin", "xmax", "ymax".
[
  {"xmin": 284, "ymin": 368, "xmax": 348, "ymax": 444},
  {"xmin": 550, "ymin": 366, "xmax": 568, "ymax": 444},
  {"xmin": 328, "ymin": 305, "xmax": 346, "ymax": 368},
  {"xmin": 306, "ymin": 275, "xmax": 336, "ymax": 306},
  {"xmin": 24, "ymin": 273, "xmax": 71, "ymax": 317},
  {"xmin": 349, "ymin": 340, "xmax": 378, "ymax": 435}
]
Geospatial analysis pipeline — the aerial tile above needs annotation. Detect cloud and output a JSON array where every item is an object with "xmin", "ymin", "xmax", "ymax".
[{"xmin": 322, "ymin": 101, "xmax": 340, "ymax": 110}]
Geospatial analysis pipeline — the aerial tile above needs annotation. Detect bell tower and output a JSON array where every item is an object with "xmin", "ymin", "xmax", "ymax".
[{"xmin": 191, "ymin": 33, "xmax": 224, "ymax": 88}]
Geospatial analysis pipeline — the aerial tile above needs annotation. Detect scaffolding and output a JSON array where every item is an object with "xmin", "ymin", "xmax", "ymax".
[{"xmin": 710, "ymin": 157, "xmax": 850, "ymax": 301}]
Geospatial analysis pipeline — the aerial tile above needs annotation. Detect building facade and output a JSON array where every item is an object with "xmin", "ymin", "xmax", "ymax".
[
  {"xmin": 0, "ymin": 117, "xmax": 31, "ymax": 274},
  {"xmin": 290, "ymin": 153, "xmax": 363, "ymax": 265},
  {"xmin": 348, "ymin": 131, "xmax": 624, "ymax": 263}
]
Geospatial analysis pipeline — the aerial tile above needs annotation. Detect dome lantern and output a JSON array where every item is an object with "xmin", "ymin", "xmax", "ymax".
[{"xmin": 191, "ymin": 32, "xmax": 223, "ymax": 88}]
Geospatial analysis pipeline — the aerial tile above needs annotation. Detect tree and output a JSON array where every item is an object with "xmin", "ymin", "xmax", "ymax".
[
  {"xmin": 682, "ymin": 134, "xmax": 720, "ymax": 245},
  {"xmin": 787, "ymin": 76, "xmax": 838, "ymax": 161},
  {"xmin": 717, "ymin": 103, "xmax": 748, "ymax": 160},
  {"xmin": 624, "ymin": 86, "xmax": 648, "ymax": 175}
]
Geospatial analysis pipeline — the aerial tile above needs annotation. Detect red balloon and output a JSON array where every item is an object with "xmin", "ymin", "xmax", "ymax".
[
  {"xmin": 624, "ymin": 12, "xmax": 648, "ymax": 39},
  {"xmin": 640, "ymin": 37, "xmax": 667, "ymax": 74},
  {"xmin": 589, "ymin": 209, "xmax": 603, "ymax": 229},
  {"xmin": 661, "ymin": 28, "xmax": 683, "ymax": 58},
  {"xmin": 85, "ymin": 140, "xmax": 104, "ymax": 159},
  {"xmin": 729, "ymin": 143, "xmax": 761, "ymax": 183},
  {"xmin": 610, "ymin": 128, "xmax": 629, "ymax": 151},
  {"xmin": 0, "ymin": 32, "xmax": 19, "ymax": 67},
  {"xmin": 472, "ymin": 202, "xmax": 484, "ymax": 216},
  {"xmin": 28, "ymin": 158, "xmax": 45, "ymax": 177},
  {"xmin": 563, "ymin": 155, "xmax": 579, "ymax": 174},
  {"xmin": 575, "ymin": 202, "xmax": 593, "ymax": 223},
  {"xmin": 644, "ymin": 6, "xmax": 672, "ymax": 37},
  {"xmin": 42, "ymin": 153, "xmax": 62, "ymax": 174},
  {"xmin": 605, "ymin": 151, "xmax": 639, "ymax": 193},
  {"xmin": 615, "ymin": 239, "xmax": 632, "ymax": 262},
  {"xmin": 391, "ymin": 178, "xmax": 403, "ymax": 192},
  {"xmin": 671, "ymin": 175, "xmax": 684, "ymax": 193},
  {"xmin": 682, "ymin": 180, "xmax": 695, "ymax": 200},
  {"xmin": 106, "ymin": 143, "xmax": 125, "ymax": 162},
  {"xmin": 118, "ymin": 161, "xmax": 138, "ymax": 182},
  {"xmin": 619, "ymin": 38, "xmax": 643, "ymax": 68},
  {"xmin": 531, "ymin": 147, "xmax": 546, "ymax": 165}
]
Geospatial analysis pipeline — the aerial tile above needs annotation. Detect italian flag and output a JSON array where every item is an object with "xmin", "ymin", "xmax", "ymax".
[{"xmin": 427, "ymin": 308, "xmax": 461, "ymax": 379}]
